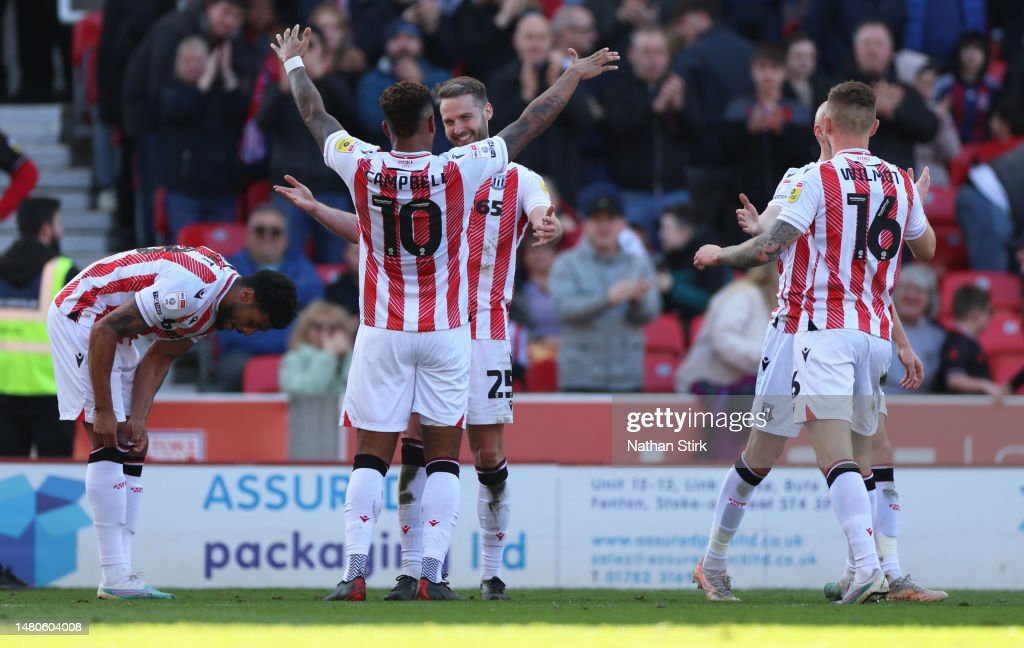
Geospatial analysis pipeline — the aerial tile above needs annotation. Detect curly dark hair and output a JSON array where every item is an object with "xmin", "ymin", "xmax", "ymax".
[
  {"xmin": 238, "ymin": 270, "xmax": 299, "ymax": 329},
  {"xmin": 379, "ymin": 80, "xmax": 435, "ymax": 139},
  {"xmin": 826, "ymin": 81, "xmax": 876, "ymax": 134}
]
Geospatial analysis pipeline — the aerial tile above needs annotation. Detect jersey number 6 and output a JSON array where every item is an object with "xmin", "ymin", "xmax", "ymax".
[{"xmin": 373, "ymin": 195, "xmax": 443, "ymax": 257}]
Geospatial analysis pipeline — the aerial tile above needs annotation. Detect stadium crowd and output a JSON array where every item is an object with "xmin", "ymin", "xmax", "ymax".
[{"xmin": 2, "ymin": 0, "xmax": 1024, "ymax": 400}]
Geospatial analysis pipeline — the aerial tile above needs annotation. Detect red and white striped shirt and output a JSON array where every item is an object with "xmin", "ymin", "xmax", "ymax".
[
  {"xmin": 53, "ymin": 246, "xmax": 238, "ymax": 341},
  {"xmin": 777, "ymin": 149, "xmax": 928, "ymax": 340},
  {"xmin": 767, "ymin": 163, "xmax": 818, "ymax": 334},
  {"xmin": 467, "ymin": 163, "xmax": 550, "ymax": 341},
  {"xmin": 324, "ymin": 130, "xmax": 510, "ymax": 332}
]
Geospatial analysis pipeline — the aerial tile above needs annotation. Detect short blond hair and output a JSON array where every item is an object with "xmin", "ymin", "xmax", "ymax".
[
  {"xmin": 288, "ymin": 300, "xmax": 357, "ymax": 350},
  {"xmin": 826, "ymin": 81, "xmax": 876, "ymax": 135}
]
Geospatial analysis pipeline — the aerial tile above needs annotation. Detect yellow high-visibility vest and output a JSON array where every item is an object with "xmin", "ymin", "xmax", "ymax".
[{"xmin": 0, "ymin": 255, "xmax": 74, "ymax": 395}]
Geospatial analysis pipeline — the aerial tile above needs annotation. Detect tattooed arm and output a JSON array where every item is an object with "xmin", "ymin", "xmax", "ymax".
[
  {"xmin": 498, "ymin": 47, "xmax": 619, "ymax": 159},
  {"xmin": 693, "ymin": 220, "xmax": 804, "ymax": 270},
  {"xmin": 87, "ymin": 299, "xmax": 151, "ymax": 447},
  {"xmin": 272, "ymin": 26, "xmax": 343, "ymax": 152}
]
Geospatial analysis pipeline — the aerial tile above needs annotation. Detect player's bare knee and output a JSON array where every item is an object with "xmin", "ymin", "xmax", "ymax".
[
  {"xmin": 743, "ymin": 429, "xmax": 786, "ymax": 472},
  {"xmin": 422, "ymin": 424, "xmax": 462, "ymax": 461},
  {"xmin": 467, "ymin": 425, "xmax": 504, "ymax": 469},
  {"xmin": 871, "ymin": 415, "xmax": 893, "ymax": 466}
]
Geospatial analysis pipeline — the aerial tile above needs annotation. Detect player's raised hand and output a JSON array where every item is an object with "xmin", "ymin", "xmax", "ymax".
[
  {"xmin": 271, "ymin": 25, "xmax": 312, "ymax": 63},
  {"xmin": 531, "ymin": 206, "xmax": 560, "ymax": 246},
  {"xmin": 693, "ymin": 244, "xmax": 722, "ymax": 270},
  {"xmin": 274, "ymin": 174, "xmax": 317, "ymax": 214},
  {"xmin": 566, "ymin": 47, "xmax": 620, "ymax": 80},
  {"xmin": 910, "ymin": 165, "xmax": 931, "ymax": 204},
  {"xmin": 897, "ymin": 344, "xmax": 924, "ymax": 390},
  {"xmin": 736, "ymin": 193, "xmax": 763, "ymax": 236}
]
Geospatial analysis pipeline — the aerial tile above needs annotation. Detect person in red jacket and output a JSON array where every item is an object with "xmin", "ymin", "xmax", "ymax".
[{"xmin": 0, "ymin": 130, "xmax": 40, "ymax": 221}]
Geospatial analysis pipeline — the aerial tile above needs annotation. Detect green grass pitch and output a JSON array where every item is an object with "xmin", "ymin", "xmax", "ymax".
[{"xmin": 2, "ymin": 589, "xmax": 1021, "ymax": 647}]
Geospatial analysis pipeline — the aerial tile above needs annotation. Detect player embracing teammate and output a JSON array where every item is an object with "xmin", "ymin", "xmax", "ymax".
[
  {"xmin": 695, "ymin": 81, "xmax": 941, "ymax": 604},
  {"xmin": 271, "ymin": 25, "xmax": 616, "ymax": 600}
]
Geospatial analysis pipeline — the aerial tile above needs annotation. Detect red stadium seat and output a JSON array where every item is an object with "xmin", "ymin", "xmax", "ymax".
[
  {"xmin": 949, "ymin": 143, "xmax": 982, "ymax": 187},
  {"xmin": 315, "ymin": 263, "xmax": 347, "ymax": 286},
  {"xmin": 990, "ymin": 353, "xmax": 1024, "ymax": 394},
  {"xmin": 525, "ymin": 357, "xmax": 558, "ymax": 392},
  {"xmin": 940, "ymin": 271, "xmax": 1023, "ymax": 316},
  {"xmin": 643, "ymin": 313, "xmax": 686, "ymax": 354},
  {"xmin": 644, "ymin": 352, "xmax": 680, "ymax": 393},
  {"xmin": 177, "ymin": 223, "xmax": 248, "ymax": 257},
  {"xmin": 930, "ymin": 224, "xmax": 969, "ymax": 274},
  {"xmin": 979, "ymin": 311, "xmax": 1024, "ymax": 354},
  {"xmin": 923, "ymin": 185, "xmax": 956, "ymax": 225},
  {"xmin": 242, "ymin": 354, "xmax": 284, "ymax": 393}
]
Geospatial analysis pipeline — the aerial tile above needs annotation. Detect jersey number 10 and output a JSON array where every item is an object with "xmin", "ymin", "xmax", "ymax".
[
  {"xmin": 846, "ymin": 193, "xmax": 902, "ymax": 262},
  {"xmin": 373, "ymin": 195, "xmax": 444, "ymax": 257}
]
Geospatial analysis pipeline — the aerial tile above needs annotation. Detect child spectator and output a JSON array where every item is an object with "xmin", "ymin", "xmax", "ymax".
[
  {"xmin": 934, "ymin": 285, "xmax": 1004, "ymax": 397},
  {"xmin": 934, "ymin": 32, "xmax": 1002, "ymax": 145},
  {"xmin": 279, "ymin": 300, "xmax": 355, "ymax": 397}
]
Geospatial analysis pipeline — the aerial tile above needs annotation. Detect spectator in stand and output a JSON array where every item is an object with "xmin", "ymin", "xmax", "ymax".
[
  {"xmin": 602, "ymin": 26, "xmax": 700, "ymax": 244},
  {"xmin": 934, "ymin": 285, "xmax": 1007, "ymax": 398},
  {"xmin": 887, "ymin": 264, "xmax": 946, "ymax": 394},
  {"xmin": 213, "ymin": 204, "xmax": 324, "ymax": 391},
  {"xmin": 673, "ymin": 263, "xmax": 776, "ymax": 459},
  {"xmin": 585, "ymin": 0, "xmax": 672, "ymax": 54},
  {"xmin": 325, "ymin": 242, "xmax": 361, "ymax": 319},
  {"xmin": 655, "ymin": 204, "xmax": 729, "ymax": 331},
  {"xmin": 309, "ymin": 3, "xmax": 366, "ymax": 84},
  {"xmin": 259, "ymin": 28, "xmax": 361, "ymax": 262},
  {"xmin": 848, "ymin": 21, "xmax": 939, "ymax": 171},
  {"xmin": 902, "ymin": 0, "xmax": 987, "ymax": 67},
  {"xmin": 934, "ymin": 32, "xmax": 1002, "ymax": 146},
  {"xmin": 801, "ymin": 0, "xmax": 907, "ymax": 78},
  {"xmin": 455, "ymin": 0, "xmax": 533, "ymax": 83},
  {"xmin": 7, "ymin": 0, "xmax": 71, "ymax": 102},
  {"xmin": 349, "ymin": 0, "xmax": 459, "ymax": 71},
  {"xmin": 122, "ymin": 0, "xmax": 253, "ymax": 247},
  {"xmin": 670, "ymin": 0, "xmax": 754, "ymax": 246},
  {"xmin": 97, "ymin": 0, "xmax": 177, "ymax": 245},
  {"xmin": 912, "ymin": 62, "xmax": 961, "ymax": 187},
  {"xmin": 279, "ymin": 300, "xmax": 355, "ymax": 397},
  {"xmin": 719, "ymin": 0, "xmax": 783, "ymax": 44},
  {"xmin": 952, "ymin": 99, "xmax": 1024, "ymax": 184},
  {"xmin": 723, "ymin": 43, "xmax": 813, "ymax": 215},
  {"xmin": 549, "ymin": 192, "xmax": 660, "ymax": 392},
  {"xmin": 160, "ymin": 36, "xmax": 249, "ymax": 243},
  {"xmin": 356, "ymin": 21, "xmax": 450, "ymax": 151},
  {"xmin": 0, "ymin": 130, "xmax": 39, "ymax": 221},
  {"xmin": 783, "ymin": 34, "xmax": 827, "ymax": 112},
  {"xmin": 956, "ymin": 137, "xmax": 1024, "ymax": 271},
  {"xmin": 513, "ymin": 235, "xmax": 561, "ymax": 342},
  {"xmin": 490, "ymin": 12, "xmax": 595, "ymax": 205}
]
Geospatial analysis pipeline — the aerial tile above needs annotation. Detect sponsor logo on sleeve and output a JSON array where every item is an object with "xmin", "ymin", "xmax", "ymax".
[
  {"xmin": 786, "ymin": 182, "xmax": 804, "ymax": 203},
  {"xmin": 163, "ymin": 291, "xmax": 187, "ymax": 312},
  {"xmin": 335, "ymin": 137, "xmax": 356, "ymax": 153},
  {"xmin": 152, "ymin": 290, "xmax": 163, "ymax": 316}
]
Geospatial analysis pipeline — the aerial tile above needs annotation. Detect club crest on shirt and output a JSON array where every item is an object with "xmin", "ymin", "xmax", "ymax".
[
  {"xmin": 786, "ymin": 182, "xmax": 804, "ymax": 203},
  {"xmin": 335, "ymin": 137, "xmax": 356, "ymax": 153},
  {"xmin": 491, "ymin": 175, "xmax": 506, "ymax": 190},
  {"xmin": 163, "ymin": 291, "xmax": 187, "ymax": 312}
]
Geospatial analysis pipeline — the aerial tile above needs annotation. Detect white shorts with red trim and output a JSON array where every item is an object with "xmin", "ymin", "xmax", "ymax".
[
  {"xmin": 47, "ymin": 303, "xmax": 140, "ymax": 424},
  {"xmin": 792, "ymin": 328, "xmax": 890, "ymax": 436},
  {"xmin": 341, "ymin": 323, "xmax": 470, "ymax": 432},
  {"xmin": 467, "ymin": 338, "xmax": 513, "ymax": 426}
]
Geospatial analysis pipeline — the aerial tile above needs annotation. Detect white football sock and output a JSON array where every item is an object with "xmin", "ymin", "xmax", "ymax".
[
  {"xmin": 86, "ymin": 460, "xmax": 130, "ymax": 586},
  {"xmin": 397, "ymin": 463, "xmax": 427, "ymax": 578},
  {"xmin": 123, "ymin": 470, "xmax": 143, "ymax": 572},
  {"xmin": 828, "ymin": 468, "xmax": 880, "ymax": 582},
  {"xmin": 477, "ymin": 461, "xmax": 510, "ymax": 581},
  {"xmin": 342, "ymin": 465, "xmax": 384, "ymax": 580},
  {"xmin": 875, "ymin": 478, "xmax": 901, "ymax": 579},
  {"xmin": 420, "ymin": 463, "xmax": 460, "ymax": 582},
  {"xmin": 703, "ymin": 458, "xmax": 764, "ymax": 572}
]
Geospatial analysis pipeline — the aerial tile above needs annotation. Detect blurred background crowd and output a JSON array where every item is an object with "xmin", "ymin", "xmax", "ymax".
[{"xmin": 2, "ymin": 0, "xmax": 1024, "ymax": 416}]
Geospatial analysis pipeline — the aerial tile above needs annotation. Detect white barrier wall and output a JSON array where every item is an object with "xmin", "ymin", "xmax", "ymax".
[{"xmin": 1, "ymin": 464, "xmax": 1020, "ymax": 589}]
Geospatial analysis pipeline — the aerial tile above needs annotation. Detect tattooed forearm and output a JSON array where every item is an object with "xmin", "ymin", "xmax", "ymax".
[
  {"xmin": 718, "ymin": 220, "xmax": 803, "ymax": 267},
  {"xmin": 497, "ymin": 69, "xmax": 580, "ymax": 159},
  {"xmin": 289, "ymin": 67, "xmax": 342, "ymax": 151}
]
